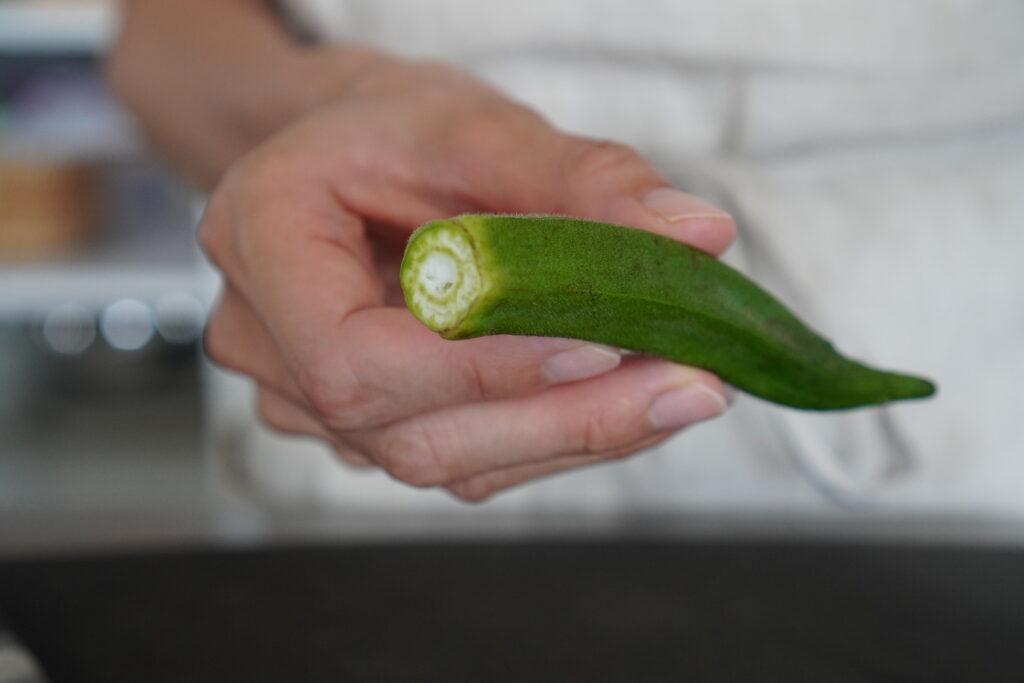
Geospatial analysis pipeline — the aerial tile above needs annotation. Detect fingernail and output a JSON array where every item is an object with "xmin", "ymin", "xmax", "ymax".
[
  {"xmin": 647, "ymin": 383, "xmax": 726, "ymax": 431},
  {"xmin": 542, "ymin": 344, "xmax": 621, "ymax": 384},
  {"xmin": 642, "ymin": 187, "xmax": 731, "ymax": 223}
]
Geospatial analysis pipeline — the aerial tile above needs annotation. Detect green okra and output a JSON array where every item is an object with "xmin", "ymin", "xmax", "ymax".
[{"xmin": 399, "ymin": 214, "xmax": 936, "ymax": 410}]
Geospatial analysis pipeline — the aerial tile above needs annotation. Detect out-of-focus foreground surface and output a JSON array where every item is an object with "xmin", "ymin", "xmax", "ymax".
[{"xmin": 5, "ymin": 541, "xmax": 1024, "ymax": 682}]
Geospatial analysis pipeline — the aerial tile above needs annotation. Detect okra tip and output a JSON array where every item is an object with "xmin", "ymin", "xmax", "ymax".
[{"xmin": 885, "ymin": 372, "xmax": 937, "ymax": 403}]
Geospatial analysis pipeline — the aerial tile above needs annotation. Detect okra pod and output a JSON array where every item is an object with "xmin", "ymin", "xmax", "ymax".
[{"xmin": 400, "ymin": 214, "xmax": 935, "ymax": 410}]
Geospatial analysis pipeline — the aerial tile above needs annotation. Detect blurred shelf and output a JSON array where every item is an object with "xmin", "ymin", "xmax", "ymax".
[
  {"xmin": 0, "ymin": 264, "xmax": 202, "ymax": 317},
  {"xmin": 0, "ymin": 124, "xmax": 140, "ymax": 163},
  {"xmin": 0, "ymin": 228, "xmax": 205, "ymax": 317},
  {"xmin": 1, "ymin": 12, "xmax": 135, "ymax": 162},
  {"xmin": 0, "ymin": 2, "xmax": 118, "ymax": 55}
]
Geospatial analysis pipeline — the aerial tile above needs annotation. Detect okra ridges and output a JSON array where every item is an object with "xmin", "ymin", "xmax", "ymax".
[
  {"xmin": 400, "ymin": 221, "xmax": 482, "ymax": 333},
  {"xmin": 400, "ymin": 215, "xmax": 936, "ymax": 410}
]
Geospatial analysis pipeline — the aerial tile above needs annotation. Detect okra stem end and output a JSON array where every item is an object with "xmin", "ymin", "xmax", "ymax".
[{"xmin": 401, "ymin": 219, "xmax": 484, "ymax": 334}]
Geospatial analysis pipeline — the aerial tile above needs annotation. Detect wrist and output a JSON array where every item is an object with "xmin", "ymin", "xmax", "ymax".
[{"xmin": 236, "ymin": 44, "xmax": 395, "ymax": 138}]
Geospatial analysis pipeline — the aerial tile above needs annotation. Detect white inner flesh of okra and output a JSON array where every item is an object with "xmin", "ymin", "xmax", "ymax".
[
  {"xmin": 403, "ymin": 224, "xmax": 482, "ymax": 332},
  {"xmin": 421, "ymin": 253, "xmax": 457, "ymax": 296}
]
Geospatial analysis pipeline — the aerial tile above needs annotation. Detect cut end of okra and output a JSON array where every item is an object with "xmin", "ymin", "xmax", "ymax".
[{"xmin": 401, "ymin": 218, "xmax": 485, "ymax": 333}]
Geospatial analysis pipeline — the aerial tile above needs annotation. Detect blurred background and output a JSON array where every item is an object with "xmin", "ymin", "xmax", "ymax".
[
  {"xmin": 0, "ymin": 0, "xmax": 214, "ymax": 555},
  {"xmin": 1, "ymin": 0, "xmax": 1023, "ymax": 560}
]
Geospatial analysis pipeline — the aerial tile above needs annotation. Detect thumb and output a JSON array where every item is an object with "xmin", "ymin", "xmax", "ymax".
[
  {"xmin": 555, "ymin": 138, "xmax": 736, "ymax": 256},
  {"xmin": 478, "ymin": 134, "xmax": 736, "ymax": 256}
]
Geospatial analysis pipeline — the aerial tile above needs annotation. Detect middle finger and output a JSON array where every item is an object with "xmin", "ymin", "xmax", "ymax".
[{"xmin": 344, "ymin": 356, "xmax": 726, "ymax": 488}]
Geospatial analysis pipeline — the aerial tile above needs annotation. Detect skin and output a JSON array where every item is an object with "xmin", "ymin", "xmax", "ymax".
[{"xmin": 108, "ymin": 0, "xmax": 737, "ymax": 501}]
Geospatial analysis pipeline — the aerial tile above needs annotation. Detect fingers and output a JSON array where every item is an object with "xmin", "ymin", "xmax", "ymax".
[
  {"xmin": 203, "ymin": 153, "xmax": 629, "ymax": 431},
  {"xmin": 206, "ymin": 282, "xmax": 624, "ymax": 432},
  {"xmin": 344, "ymin": 356, "xmax": 726, "ymax": 488},
  {"xmin": 451, "ymin": 126, "xmax": 736, "ymax": 256},
  {"xmin": 254, "ymin": 384, "xmax": 331, "ymax": 440},
  {"xmin": 255, "ymin": 387, "xmax": 373, "ymax": 467},
  {"xmin": 196, "ymin": 84, "xmax": 737, "ymax": 500},
  {"xmin": 445, "ymin": 433, "xmax": 671, "ymax": 502},
  {"xmin": 554, "ymin": 138, "xmax": 736, "ymax": 256},
  {"xmin": 206, "ymin": 276, "xmax": 625, "ymax": 429},
  {"xmin": 200, "ymin": 146, "xmax": 385, "ymax": 370},
  {"xmin": 204, "ymin": 286, "xmax": 305, "ymax": 402},
  {"xmin": 629, "ymin": 186, "xmax": 737, "ymax": 257},
  {"xmin": 294, "ymin": 307, "xmax": 622, "ymax": 430}
]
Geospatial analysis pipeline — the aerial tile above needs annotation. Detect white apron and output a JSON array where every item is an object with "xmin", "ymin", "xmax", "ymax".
[{"xmin": 205, "ymin": 0, "xmax": 1024, "ymax": 519}]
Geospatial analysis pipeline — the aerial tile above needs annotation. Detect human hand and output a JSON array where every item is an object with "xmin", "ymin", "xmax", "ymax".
[{"xmin": 201, "ymin": 53, "xmax": 736, "ymax": 501}]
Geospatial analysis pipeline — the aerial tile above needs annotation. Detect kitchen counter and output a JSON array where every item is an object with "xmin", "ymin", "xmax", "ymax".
[{"xmin": 1, "ymin": 539, "xmax": 1022, "ymax": 682}]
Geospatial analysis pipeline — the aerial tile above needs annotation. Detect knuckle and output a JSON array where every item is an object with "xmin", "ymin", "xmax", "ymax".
[
  {"xmin": 354, "ymin": 57, "xmax": 459, "ymax": 95},
  {"xmin": 226, "ymin": 149, "xmax": 290, "ymax": 210},
  {"xmin": 440, "ymin": 100, "xmax": 549, "ymax": 199},
  {"xmin": 196, "ymin": 149, "xmax": 286, "ymax": 269},
  {"xmin": 454, "ymin": 352, "xmax": 491, "ymax": 401},
  {"xmin": 452, "ymin": 107, "xmax": 509, "ymax": 149},
  {"xmin": 569, "ymin": 139, "xmax": 646, "ymax": 180},
  {"xmin": 223, "ymin": 141, "xmax": 306, "ymax": 212},
  {"xmin": 578, "ymin": 403, "xmax": 638, "ymax": 454},
  {"xmin": 374, "ymin": 425, "xmax": 450, "ymax": 488},
  {"xmin": 408, "ymin": 58, "xmax": 465, "ymax": 83},
  {"xmin": 295, "ymin": 358, "xmax": 369, "ymax": 430},
  {"xmin": 449, "ymin": 100, "xmax": 543, "ymax": 153}
]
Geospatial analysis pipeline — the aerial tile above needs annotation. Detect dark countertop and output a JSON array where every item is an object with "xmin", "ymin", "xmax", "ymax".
[{"xmin": 1, "ymin": 539, "xmax": 1022, "ymax": 682}]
